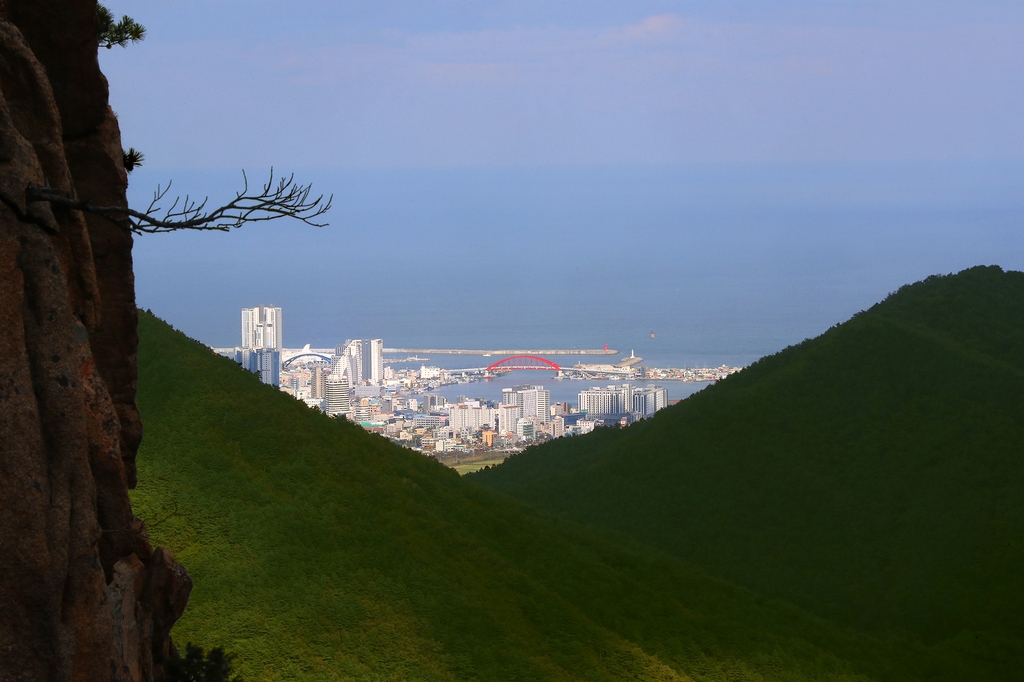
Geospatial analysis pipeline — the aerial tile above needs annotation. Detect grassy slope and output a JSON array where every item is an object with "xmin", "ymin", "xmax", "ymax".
[
  {"xmin": 472, "ymin": 266, "xmax": 1024, "ymax": 676},
  {"xmin": 134, "ymin": 312, "xmax": 954, "ymax": 682}
]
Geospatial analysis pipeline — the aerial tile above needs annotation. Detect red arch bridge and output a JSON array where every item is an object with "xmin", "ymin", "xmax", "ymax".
[{"xmin": 485, "ymin": 355, "xmax": 561, "ymax": 372}]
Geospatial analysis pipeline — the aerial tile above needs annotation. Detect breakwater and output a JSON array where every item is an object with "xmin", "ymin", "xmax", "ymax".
[{"xmin": 384, "ymin": 348, "xmax": 618, "ymax": 356}]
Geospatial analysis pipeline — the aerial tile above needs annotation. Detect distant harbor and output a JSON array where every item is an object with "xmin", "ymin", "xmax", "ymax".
[
  {"xmin": 227, "ymin": 306, "xmax": 744, "ymax": 455},
  {"xmin": 384, "ymin": 347, "xmax": 618, "ymax": 356}
]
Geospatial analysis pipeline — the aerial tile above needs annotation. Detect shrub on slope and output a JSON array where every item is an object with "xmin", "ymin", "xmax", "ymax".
[
  {"xmin": 473, "ymin": 266, "xmax": 1024, "ymax": 676},
  {"xmin": 133, "ymin": 312, "xmax": 951, "ymax": 682}
]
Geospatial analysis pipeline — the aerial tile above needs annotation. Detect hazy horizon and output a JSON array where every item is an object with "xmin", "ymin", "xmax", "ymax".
[
  {"xmin": 105, "ymin": 1, "xmax": 1024, "ymax": 367},
  {"xmin": 128, "ymin": 162, "xmax": 1023, "ymax": 368}
]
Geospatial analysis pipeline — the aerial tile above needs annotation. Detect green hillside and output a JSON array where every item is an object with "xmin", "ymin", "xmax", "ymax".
[
  {"xmin": 133, "ymin": 311, "xmax": 964, "ymax": 681},
  {"xmin": 472, "ymin": 266, "xmax": 1024, "ymax": 675}
]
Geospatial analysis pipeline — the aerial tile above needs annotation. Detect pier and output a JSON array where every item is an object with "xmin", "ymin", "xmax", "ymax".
[{"xmin": 383, "ymin": 347, "xmax": 618, "ymax": 356}]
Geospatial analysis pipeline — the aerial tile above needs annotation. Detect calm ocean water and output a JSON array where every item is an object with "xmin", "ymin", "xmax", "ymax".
[
  {"xmin": 422, "ymin": 370, "xmax": 711, "ymax": 405},
  {"xmin": 131, "ymin": 165, "xmax": 1024, "ymax": 369}
]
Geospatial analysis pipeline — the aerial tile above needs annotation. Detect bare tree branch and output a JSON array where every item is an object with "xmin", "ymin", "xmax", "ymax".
[{"xmin": 26, "ymin": 169, "xmax": 332, "ymax": 234}]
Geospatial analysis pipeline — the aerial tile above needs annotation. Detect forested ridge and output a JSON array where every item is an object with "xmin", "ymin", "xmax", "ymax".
[{"xmin": 474, "ymin": 265, "xmax": 1024, "ymax": 678}]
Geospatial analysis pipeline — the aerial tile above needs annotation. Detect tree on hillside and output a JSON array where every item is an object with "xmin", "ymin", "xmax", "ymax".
[
  {"xmin": 97, "ymin": 3, "xmax": 145, "ymax": 48},
  {"xmin": 158, "ymin": 644, "xmax": 243, "ymax": 682}
]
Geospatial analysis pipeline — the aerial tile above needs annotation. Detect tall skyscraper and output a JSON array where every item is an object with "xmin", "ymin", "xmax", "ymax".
[
  {"xmin": 310, "ymin": 366, "xmax": 326, "ymax": 400},
  {"xmin": 335, "ymin": 340, "xmax": 363, "ymax": 385},
  {"xmin": 362, "ymin": 339, "xmax": 384, "ymax": 385},
  {"xmin": 241, "ymin": 305, "xmax": 282, "ymax": 350},
  {"xmin": 330, "ymin": 352, "xmax": 347, "ymax": 378},
  {"xmin": 241, "ymin": 308, "xmax": 260, "ymax": 349},
  {"xmin": 533, "ymin": 387, "xmax": 550, "ymax": 424},
  {"xmin": 325, "ymin": 374, "xmax": 351, "ymax": 417},
  {"xmin": 240, "ymin": 305, "xmax": 282, "ymax": 385}
]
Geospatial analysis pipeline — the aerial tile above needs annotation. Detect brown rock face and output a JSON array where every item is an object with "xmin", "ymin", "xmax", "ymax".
[{"xmin": 0, "ymin": 3, "xmax": 190, "ymax": 681}]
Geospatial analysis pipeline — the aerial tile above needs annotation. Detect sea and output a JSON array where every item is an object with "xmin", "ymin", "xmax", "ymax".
[
  {"xmin": 385, "ymin": 356, "xmax": 714, "ymax": 405},
  {"xmin": 428, "ymin": 372, "xmax": 710, "ymax": 406},
  {"xmin": 129, "ymin": 163, "xmax": 1024, "ymax": 372}
]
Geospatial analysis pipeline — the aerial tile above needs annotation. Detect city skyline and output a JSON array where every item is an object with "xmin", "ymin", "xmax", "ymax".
[{"xmin": 225, "ymin": 304, "xmax": 706, "ymax": 451}]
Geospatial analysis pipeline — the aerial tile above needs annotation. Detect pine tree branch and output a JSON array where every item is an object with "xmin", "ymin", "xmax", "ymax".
[
  {"xmin": 97, "ymin": 4, "xmax": 146, "ymax": 49},
  {"xmin": 26, "ymin": 169, "xmax": 332, "ymax": 234}
]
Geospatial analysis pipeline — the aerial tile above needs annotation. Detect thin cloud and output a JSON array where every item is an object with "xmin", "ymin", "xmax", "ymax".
[
  {"xmin": 103, "ymin": 10, "xmax": 1024, "ymax": 168},
  {"xmin": 595, "ymin": 13, "xmax": 688, "ymax": 47}
]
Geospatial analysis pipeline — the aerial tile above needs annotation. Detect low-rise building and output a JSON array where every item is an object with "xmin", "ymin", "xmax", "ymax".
[
  {"xmin": 516, "ymin": 417, "xmax": 535, "ymax": 441},
  {"xmin": 448, "ymin": 403, "xmax": 497, "ymax": 432},
  {"xmin": 550, "ymin": 415, "xmax": 565, "ymax": 438}
]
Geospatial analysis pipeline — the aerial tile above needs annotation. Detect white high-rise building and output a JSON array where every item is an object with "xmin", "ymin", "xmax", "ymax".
[
  {"xmin": 241, "ymin": 308, "xmax": 260, "ymax": 349},
  {"xmin": 497, "ymin": 404, "xmax": 522, "ymax": 435},
  {"xmin": 334, "ymin": 340, "xmax": 363, "ymax": 385},
  {"xmin": 241, "ymin": 305, "xmax": 282, "ymax": 350},
  {"xmin": 633, "ymin": 386, "xmax": 668, "ymax": 418},
  {"xmin": 346, "ymin": 340, "xmax": 363, "ymax": 384},
  {"xmin": 325, "ymin": 374, "xmax": 351, "ymax": 417},
  {"xmin": 362, "ymin": 339, "xmax": 384, "ymax": 385},
  {"xmin": 330, "ymin": 353, "xmax": 347, "ymax": 377},
  {"xmin": 532, "ymin": 387, "xmax": 550, "ymax": 424},
  {"xmin": 240, "ymin": 305, "xmax": 282, "ymax": 385},
  {"xmin": 501, "ymin": 385, "xmax": 551, "ymax": 424},
  {"xmin": 578, "ymin": 384, "xmax": 634, "ymax": 416}
]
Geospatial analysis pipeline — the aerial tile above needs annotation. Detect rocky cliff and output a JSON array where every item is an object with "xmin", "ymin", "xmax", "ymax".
[{"xmin": 0, "ymin": 1, "xmax": 190, "ymax": 680}]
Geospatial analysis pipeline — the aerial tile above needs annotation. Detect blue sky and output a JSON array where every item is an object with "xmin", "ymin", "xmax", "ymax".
[
  {"xmin": 102, "ymin": 2, "xmax": 1024, "ymax": 362},
  {"xmin": 103, "ymin": 1, "xmax": 1024, "ymax": 168}
]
